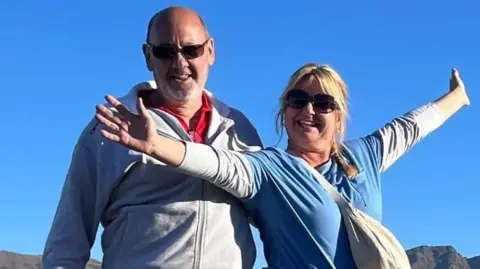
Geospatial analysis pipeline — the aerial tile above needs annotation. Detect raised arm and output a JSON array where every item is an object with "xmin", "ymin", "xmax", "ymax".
[
  {"xmin": 373, "ymin": 68, "xmax": 470, "ymax": 172},
  {"xmin": 94, "ymin": 95, "xmax": 257, "ymax": 198}
]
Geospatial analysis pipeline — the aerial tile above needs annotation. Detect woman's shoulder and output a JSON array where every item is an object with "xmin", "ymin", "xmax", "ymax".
[
  {"xmin": 342, "ymin": 135, "xmax": 383, "ymax": 174},
  {"xmin": 243, "ymin": 147, "xmax": 305, "ymax": 172},
  {"xmin": 244, "ymin": 146, "xmax": 292, "ymax": 163}
]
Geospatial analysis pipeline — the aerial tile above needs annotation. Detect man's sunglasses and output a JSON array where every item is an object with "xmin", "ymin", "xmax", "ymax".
[
  {"xmin": 147, "ymin": 39, "xmax": 210, "ymax": 60},
  {"xmin": 285, "ymin": 89, "xmax": 338, "ymax": 113}
]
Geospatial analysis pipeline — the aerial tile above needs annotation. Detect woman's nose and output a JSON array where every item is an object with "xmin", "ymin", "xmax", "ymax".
[{"xmin": 304, "ymin": 102, "xmax": 315, "ymax": 115}]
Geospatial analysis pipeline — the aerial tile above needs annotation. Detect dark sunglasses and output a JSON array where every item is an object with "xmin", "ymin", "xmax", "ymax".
[
  {"xmin": 147, "ymin": 39, "xmax": 210, "ymax": 60},
  {"xmin": 285, "ymin": 89, "xmax": 338, "ymax": 113}
]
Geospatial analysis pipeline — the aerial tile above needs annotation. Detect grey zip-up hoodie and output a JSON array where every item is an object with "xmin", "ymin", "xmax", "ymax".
[{"xmin": 42, "ymin": 81, "xmax": 263, "ymax": 269}]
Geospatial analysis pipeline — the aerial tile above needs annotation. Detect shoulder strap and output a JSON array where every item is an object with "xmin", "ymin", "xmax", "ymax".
[{"xmin": 297, "ymin": 158, "xmax": 351, "ymax": 209}]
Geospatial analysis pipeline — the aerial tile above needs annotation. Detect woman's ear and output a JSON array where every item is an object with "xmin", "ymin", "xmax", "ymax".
[{"xmin": 335, "ymin": 112, "xmax": 342, "ymax": 133}]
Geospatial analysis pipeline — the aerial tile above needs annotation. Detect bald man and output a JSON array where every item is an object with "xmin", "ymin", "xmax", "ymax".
[{"xmin": 42, "ymin": 6, "xmax": 262, "ymax": 269}]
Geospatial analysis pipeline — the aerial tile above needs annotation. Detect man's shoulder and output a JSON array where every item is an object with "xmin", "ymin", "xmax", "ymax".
[
  {"xmin": 227, "ymin": 106, "xmax": 252, "ymax": 123},
  {"xmin": 209, "ymin": 94, "xmax": 263, "ymax": 148},
  {"xmin": 77, "ymin": 117, "xmax": 103, "ymax": 144},
  {"xmin": 212, "ymin": 99, "xmax": 255, "ymax": 132},
  {"xmin": 74, "ymin": 116, "xmax": 128, "ymax": 156}
]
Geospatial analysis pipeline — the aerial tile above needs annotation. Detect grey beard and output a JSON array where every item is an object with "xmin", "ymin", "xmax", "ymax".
[{"xmin": 160, "ymin": 85, "xmax": 202, "ymax": 103}]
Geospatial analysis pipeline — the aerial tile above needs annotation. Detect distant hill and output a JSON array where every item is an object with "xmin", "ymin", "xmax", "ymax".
[
  {"xmin": 407, "ymin": 245, "xmax": 479, "ymax": 269},
  {"xmin": 0, "ymin": 250, "xmax": 101, "ymax": 269},
  {"xmin": 1, "ymin": 245, "xmax": 478, "ymax": 268}
]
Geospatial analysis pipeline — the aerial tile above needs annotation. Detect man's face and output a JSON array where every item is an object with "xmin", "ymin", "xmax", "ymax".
[{"xmin": 143, "ymin": 14, "xmax": 215, "ymax": 103}]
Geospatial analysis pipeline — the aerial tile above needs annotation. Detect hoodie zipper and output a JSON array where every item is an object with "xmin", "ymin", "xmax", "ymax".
[
  {"xmin": 155, "ymin": 129, "xmax": 205, "ymax": 269},
  {"xmin": 192, "ymin": 119, "xmax": 234, "ymax": 269},
  {"xmin": 155, "ymin": 109, "xmax": 235, "ymax": 269}
]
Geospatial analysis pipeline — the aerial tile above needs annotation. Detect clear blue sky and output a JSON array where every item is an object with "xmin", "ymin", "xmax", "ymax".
[{"xmin": 1, "ymin": 1, "xmax": 478, "ymax": 268}]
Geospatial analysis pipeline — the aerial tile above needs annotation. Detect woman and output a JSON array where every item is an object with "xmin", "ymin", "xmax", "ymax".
[{"xmin": 94, "ymin": 63, "xmax": 470, "ymax": 268}]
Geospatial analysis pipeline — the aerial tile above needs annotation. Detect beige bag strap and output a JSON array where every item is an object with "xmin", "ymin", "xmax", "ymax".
[{"xmin": 297, "ymin": 158, "xmax": 351, "ymax": 209}]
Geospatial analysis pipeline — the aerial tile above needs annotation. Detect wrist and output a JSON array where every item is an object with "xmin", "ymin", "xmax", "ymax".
[
  {"xmin": 147, "ymin": 133, "xmax": 162, "ymax": 156},
  {"xmin": 453, "ymin": 88, "xmax": 469, "ymax": 106}
]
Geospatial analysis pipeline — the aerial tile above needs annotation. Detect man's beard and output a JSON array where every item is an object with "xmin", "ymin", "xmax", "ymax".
[{"xmin": 159, "ymin": 83, "xmax": 203, "ymax": 103}]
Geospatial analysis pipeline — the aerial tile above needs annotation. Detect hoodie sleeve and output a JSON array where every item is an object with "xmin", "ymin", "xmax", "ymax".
[
  {"xmin": 177, "ymin": 141, "xmax": 257, "ymax": 199},
  {"xmin": 42, "ymin": 121, "xmax": 110, "ymax": 269},
  {"xmin": 361, "ymin": 102, "xmax": 446, "ymax": 173}
]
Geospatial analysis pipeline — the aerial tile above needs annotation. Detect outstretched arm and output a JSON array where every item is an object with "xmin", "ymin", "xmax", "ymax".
[
  {"xmin": 369, "ymin": 68, "xmax": 470, "ymax": 172},
  {"xmin": 94, "ymin": 96, "xmax": 256, "ymax": 198}
]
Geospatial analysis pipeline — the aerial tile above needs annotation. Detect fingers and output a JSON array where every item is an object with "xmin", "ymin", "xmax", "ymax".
[
  {"xmin": 95, "ymin": 104, "xmax": 124, "ymax": 126},
  {"xmin": 450, "ymin": 68, "xmax": 462, "ymax": 86},
  {"xmin": 100, "ymin": 129, "xmax": 121, "ymax": 142},
  {"xmin": 95, "ymin": 104, "xmax": 127, "ymax": 143},
  {"xmin": 95, "ymin": 111, "xmax": 121, "ymax": 133},
  {"xmin": 105, "ymin": 94, "xmax": 122, "ymax": 107},
  {"xmin": 96, "ymin": 113, "xmax": 121, "ymax": 142},
  {"xmin": 105, "ymin": 95, "xmax": 135, "ymax": 121},
  {"xmin": 452, "ymin": 68, "xmax": 462, "ymax": 80},
  {"xmin": 136, "ymin": 97, "xmax": 150, "ymax": 118}
]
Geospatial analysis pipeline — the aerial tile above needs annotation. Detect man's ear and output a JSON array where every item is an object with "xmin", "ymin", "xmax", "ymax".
[
  {"xmin": 207, "ymin": 38, "xmax": 215, "ymax": 66},
  {"xmin": 142, "ymin": 44, "xmax": 154, "ymax": 71}
]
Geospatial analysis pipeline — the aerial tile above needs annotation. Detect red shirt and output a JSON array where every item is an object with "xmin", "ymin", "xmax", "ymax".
[{"xmin": 138, "ymin": 91, "xmax": 212, "ymax": 144}]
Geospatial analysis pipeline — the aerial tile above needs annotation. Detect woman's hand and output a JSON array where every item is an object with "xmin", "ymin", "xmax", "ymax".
[
  {"xmin": 431, "ymin": 68, "xmax": 471, "ymax": 122},
  {"xmin": 95, "ymin": 95, "xmax": 158, "ymax": 155},
  {"xmin": 449, "ymin": 68, "xmax": 470, "ymax": 106}
]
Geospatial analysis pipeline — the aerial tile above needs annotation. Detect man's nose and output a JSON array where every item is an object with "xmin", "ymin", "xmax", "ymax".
[{"xmin": 172, "ymin": 52, "xmax": 189, "ymax": 69}]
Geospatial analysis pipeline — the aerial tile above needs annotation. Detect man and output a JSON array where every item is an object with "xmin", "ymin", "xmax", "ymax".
[{"xmin": 42, "ymin": 6, "xmax": 262, "ymax": 269}]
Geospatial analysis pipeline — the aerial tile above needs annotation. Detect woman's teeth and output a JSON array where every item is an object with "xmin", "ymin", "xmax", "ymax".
[{"xmin": 298, "ymin": 120, "xmax": 316, "ymax": 127}]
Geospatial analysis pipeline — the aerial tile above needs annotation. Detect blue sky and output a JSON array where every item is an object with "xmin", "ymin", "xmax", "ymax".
[{"xmin": 1, "ymin": 1, "xmax": 478, "ymax": 268}]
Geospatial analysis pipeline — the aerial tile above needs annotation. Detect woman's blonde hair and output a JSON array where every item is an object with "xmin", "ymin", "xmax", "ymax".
[{"xmin": 275, "ymin": 63, "xmax": 358, "ymax": 179}]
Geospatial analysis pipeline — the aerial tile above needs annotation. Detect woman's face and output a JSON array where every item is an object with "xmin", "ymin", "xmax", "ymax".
[{"xmin": 284, "ymin": 75, "xmax": 340, "ymax": 153}]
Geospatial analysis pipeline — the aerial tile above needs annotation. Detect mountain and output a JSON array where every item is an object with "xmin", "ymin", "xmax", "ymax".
[
  {"xmin": 468, "ymin": 256, "xmax": 480, "ymax": 269},
  {"xmin": 0, "ymin": 251, "xmax": 101, "ymax": 269},
  {"xmin": 0, "ymin": 246, "xmax": 478, "ymax": 269},
  {"xmin": 407, "ymin": 246, "xmax": 479, "ymax": 269}
]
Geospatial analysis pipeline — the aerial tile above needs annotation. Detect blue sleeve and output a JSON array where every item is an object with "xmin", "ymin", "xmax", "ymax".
[
  {"xmin": 360, "ymin": 133, "xmax": 383, "ymax": 172},
  {"xmin": 239, "ymin": 150, "xmax": 276, "ymax": 228},
  {"xmin": 345, "ymin": 133, "xmax": 383, "ymax": 175},
  {"xmin": 242, "ymin": 151, "xmax": 272, "ymax": 200}
]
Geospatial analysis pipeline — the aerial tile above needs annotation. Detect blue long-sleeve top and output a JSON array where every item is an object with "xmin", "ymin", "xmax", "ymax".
[{"xmin": 177, "ymin": 102, "xmax": 445, "ymax": 269}]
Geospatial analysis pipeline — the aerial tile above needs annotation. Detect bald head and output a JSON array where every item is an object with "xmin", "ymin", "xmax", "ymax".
[
  {"xmin": 141, "ymin": 6, "xmax": 215, "ymax": 105},
  {"xmin": 146, "ymin": 6, "xmax": 209, "ymax": 44}
]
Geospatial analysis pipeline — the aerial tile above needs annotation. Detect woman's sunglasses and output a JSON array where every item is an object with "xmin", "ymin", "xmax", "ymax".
[
  {"xmin": 285, "ymin": 89, "xmax": 338, "ymax": 113},
  {"xmin": 147, "ymin": 39, "xmax": 210, "ymax": 60}
]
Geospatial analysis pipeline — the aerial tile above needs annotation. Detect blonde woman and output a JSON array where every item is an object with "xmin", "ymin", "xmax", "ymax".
[{"xmin": 94, "ymin": 63, "xmax": 470, "ymax": 268}]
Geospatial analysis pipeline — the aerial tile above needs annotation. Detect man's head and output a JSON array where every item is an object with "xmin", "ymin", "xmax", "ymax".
[{"xmin": 142, "ymin": 7, "xmax": 215, "ymax": 103}]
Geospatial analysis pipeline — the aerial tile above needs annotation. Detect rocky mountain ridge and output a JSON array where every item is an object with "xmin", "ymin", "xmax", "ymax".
[{"xmin": 0, "ymin": 245, "xmax": 477, "ymax": 269}]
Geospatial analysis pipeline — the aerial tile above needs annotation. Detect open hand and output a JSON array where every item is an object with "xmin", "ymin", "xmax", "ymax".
[
  {"xmin": 95, "ymin": 95, "xmax": 158, "ymax": 154},
  {"xmin": 450, "ymin": 68, "xmax": 470, "ymax": 106}
]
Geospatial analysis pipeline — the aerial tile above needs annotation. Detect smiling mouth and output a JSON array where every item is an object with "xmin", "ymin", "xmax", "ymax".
[
  {"xmin": 297, "ymin": 120, "xmax": 319, "ymax": 128},
  {"xmin": 170, "ymin": 74, "xmax": 192, "ymax": 82}
]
